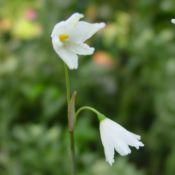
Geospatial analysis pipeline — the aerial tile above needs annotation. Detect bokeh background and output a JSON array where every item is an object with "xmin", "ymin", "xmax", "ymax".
[{"xmin": 0, "ymin": 0, "xmax": 175, "ymax": 175}]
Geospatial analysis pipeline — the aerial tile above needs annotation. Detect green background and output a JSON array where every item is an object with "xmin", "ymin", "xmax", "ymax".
[{"xmin": 0, "ymin": 0, "xmax": 175, "ymax": 174}]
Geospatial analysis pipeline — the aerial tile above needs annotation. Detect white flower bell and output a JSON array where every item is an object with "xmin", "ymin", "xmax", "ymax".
[
  {"xmin": 171, "ymin": 19, "xmax": 175, "ymax": 24},
  {"xmin": 100, "ymin": 118, "xmax": 144, "ymax": 165},
  {"xmin": 51, "ymin": 13, "xmax": 105, "ymax": 69}
]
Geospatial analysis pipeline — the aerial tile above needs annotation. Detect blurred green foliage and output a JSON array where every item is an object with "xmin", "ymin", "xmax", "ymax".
[{"xmin": 0, "ymin": 0, "xmax": 175, "ymax": 174}]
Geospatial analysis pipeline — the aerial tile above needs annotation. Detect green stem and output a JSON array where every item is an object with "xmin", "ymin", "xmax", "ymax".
[
  {"xmin": 64, "ymin": 64, "xmax": 71, "ymax": 104},
  {"xmin": 64, "ymin": 64, "xmax": 76, "ymax": 175},
  {"xmin": 75, "ymin": 106, "xmax": 105, "ymax": 121},
  {"xmin": 76, "ymin": 106, "xmax": 99, "ymax": 117},
  {"xmin": 69, "ymin": 130, "xmax": 76, "ymax": 175}
]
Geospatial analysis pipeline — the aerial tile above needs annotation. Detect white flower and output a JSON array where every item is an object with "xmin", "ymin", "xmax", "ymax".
[
  {"xmin": 171, "ymin": 19, "xmax": 175, "ymax": 24},
  {"xmin": 51, "ymin": 13, "xmax": 105, "ymax": 69},
  {"xmin": 100, "ymin": 118, "xmax": 144, "ymax": 165}
]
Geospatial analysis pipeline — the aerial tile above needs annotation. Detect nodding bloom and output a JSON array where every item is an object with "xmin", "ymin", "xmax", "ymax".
[
  {"xmin": 99, "ymin": 118, "xmax": 144, "ymax": 165},
  {"xmin": 51, "ymin": 13, "xmax": 105, "ymax": 69},
  {"xmin": 171, "ymin": 19, "xmax": 175, "ymax": 24}
]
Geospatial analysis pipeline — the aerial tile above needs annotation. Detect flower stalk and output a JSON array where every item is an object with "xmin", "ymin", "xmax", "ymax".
[
  {"xmin": 75, "ymin": 106, "xmax": 105, "ymax": 121},
  {"xmin": 64, "ymin": 64, "xmax": 71, "ymax": 104},
  {"xmin": 64, "ymin": 64, "xmax": 76, "ymax": 175},
  {"xmin": 69, "ymin": 130, "xmax": 76, "ymax": 175}
]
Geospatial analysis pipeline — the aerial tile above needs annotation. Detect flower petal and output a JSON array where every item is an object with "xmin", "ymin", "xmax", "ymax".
[
  {"xmin": 123, "ymin": 131, "xmax": 144, "ymax": 149},
  {"xmin": 105, "ymin": 118, "xmax": 144, "ymax": 150},
  {"xmin": 52, "ymin": 38, "xmax": 78, "ymax": 69},
  {"xmin": 71, "ymin": 22, "xmax": 105, "ymax": 42},
  {"xmin": 66, "ymin": 12, "xmax": 84, "ymax": 25},
  {"xmin": 52, "ymin": 36, "xmax": 63, "ymax": 47},
  {"xmin": 112, "ymin": 124, "xmax": 144, "ymax": 149},
  {"xmin": 103, "ymin": 119, "xmax": 131, "ymax": 156},
  {"xmin": 51, "ymin": 22, "xmax": 67, "ymax": 38},
  {"xmin": 68, "ymin": 42, "xmax": 94, "ymax": 55},
  {"xmin": 113, "ymin": 138, "xmax": 131, "ymax": 156},
  {"xmin": 104, "ymin": 144, "xmax": 115, "ymax": 166},
  {"xmin": 57, "ymin": 48, "xmax": 78, "ymax": 69},
  {"xmin": 100, "ymin": 122, "xmax": 115, "ymax": 165},
  {"xmin": 171, "ymin": 19, "xmax": 175, "ymax": 24},
  {"xmin": 51, "ymin": 13, "xmax": 84, "ymax": 37}
]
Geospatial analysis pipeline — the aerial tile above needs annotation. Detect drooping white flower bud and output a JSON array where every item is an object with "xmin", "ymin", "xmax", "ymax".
[{"xmin": 99, "ymin": 118, "xmax": 144, "ymax": 165}]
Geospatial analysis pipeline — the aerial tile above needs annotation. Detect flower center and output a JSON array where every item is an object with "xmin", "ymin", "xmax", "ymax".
[{"xmin": 59, "ymin": 34, "xmax": 69, "ymax": 42}]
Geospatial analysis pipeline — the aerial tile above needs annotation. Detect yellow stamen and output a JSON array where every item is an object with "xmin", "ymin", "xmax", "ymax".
[{"xmin": 59, "ymin": 34, "xmax": 69, "ymax": 42}]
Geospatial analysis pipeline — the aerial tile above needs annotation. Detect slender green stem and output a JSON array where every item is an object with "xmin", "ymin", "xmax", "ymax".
[
  {"xmin": 64, "ymin": 64, "xmax": 71, "ymax": 104},
  {"xmin": 75, "ymin": 106, "xmax": 105, "ymax": 121},
  {"xmin": 75, "ymin": 106, "xmax": 100, "ymax": 118},
  {"xmin": 69, "ymin": 130, "xmax": 76, "ymax": 175},
  {"xmin": 64, "ymin": 64, "xmax": 76, "ymax": 175}
]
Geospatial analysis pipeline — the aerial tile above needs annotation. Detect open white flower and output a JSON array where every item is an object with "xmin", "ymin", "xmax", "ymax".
[
  {"xmin": 51, "ymin": 13, "xmax": 105, "ymax": 69},
  {"xmin": 171, "ymin": 19, "xmax": 175, "ymax": 24},
  {"xmin": 100, "ymin": 118, "xmax": 144, "ymax": 165}
]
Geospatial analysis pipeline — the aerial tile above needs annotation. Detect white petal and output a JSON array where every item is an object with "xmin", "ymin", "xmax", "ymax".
[
  {"xmin": 104, "ymin": 145, "xmax": 115, "ymax": 166},
  {"xmin": 100, "ymin": 122, "xmax": 115, "ymax": 165},
  {"xmin": 171, "ymin": 19, "xmax": 175, "ymax": 24},
  {"xmin": 112, "ymin": 123, "xmax": 144, "ymax": 149},
  {"xmin": 123, "ymin": 131, "xmax": 144, "ymax": 149},
  {"xmin": 71, "ymin": 22, "xmax": 105, "ymax": 42},
  {"xmin": 51, "ymin": 13, "xmax": 84, "ymax": 37},
  {"xmin": 113, "ymin": 138, "xmax": 131, "ymax": 156},
  {"xmin": 52, "ymin": 38, "xmax": 78, "ymax": 69},
  {"xmin": 51, "ymin": 21, "xmax": 68, "ymax": 37},
  {"xmin": 57, "ymin": 48, "xmax": 78, "ymax": 69},
  {"xmin": 66, "ymin": 12, "xmax": 84, "ymax": 25},
  {"xmin": 105, "ymin": 119, "xmax": 144, "ymax": 149},
  {"xmin": 52, "ymin": 36, "xmax": 63, "ymax": 47},
  {"xmin": 67, "ymin": 42, "xmax": 94, "ymax": 55},
  {"xmin": 102, "ymin": 120, "xmax": 131, "ymax": 156}
]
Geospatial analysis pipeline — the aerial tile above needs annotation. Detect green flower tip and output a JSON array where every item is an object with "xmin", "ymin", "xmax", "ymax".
[{"xmin": 97, "ymin": 113, "xmax": 106, "ymax": 122}]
